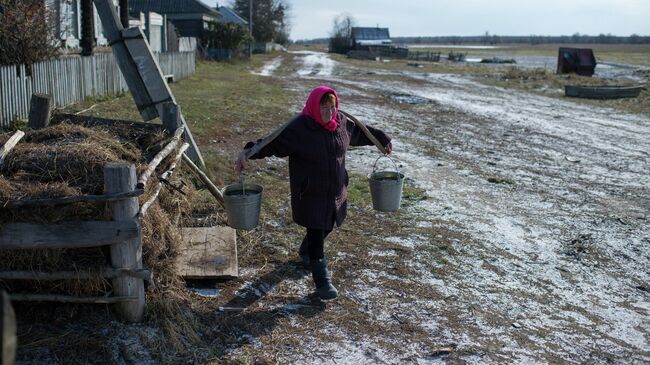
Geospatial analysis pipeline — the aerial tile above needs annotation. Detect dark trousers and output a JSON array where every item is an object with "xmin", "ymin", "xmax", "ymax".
[{"xmin": 305, "ymin": 228, "xmax": 332, "ymax": 260}]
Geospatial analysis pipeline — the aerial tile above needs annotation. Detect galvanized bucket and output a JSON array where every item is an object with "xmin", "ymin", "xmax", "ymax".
[
  {"xmin": 223, "ymin": 181, "xmax": 263, "ymax": 230},
  {"xmin": 368, "ymin": 155, "xmax": 404, "ymax": 212}
]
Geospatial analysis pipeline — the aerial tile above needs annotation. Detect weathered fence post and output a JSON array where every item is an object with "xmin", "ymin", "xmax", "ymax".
[
  {"xmin": 104, "ymin": 163, "xmax": 145, "ymax": 323},
  {"xmin": 27, "ymin": 93, "xmax": 51, "ymax": 130},
  {"xmin": 162, "ymin": 102, "xmax": 182, "ymax": 133},
  {"xmin": 1, "ymin": 290, "xmax": 16, "ymax": 365}
]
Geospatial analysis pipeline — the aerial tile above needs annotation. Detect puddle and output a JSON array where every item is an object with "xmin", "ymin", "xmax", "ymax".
[{"xmin": 390, "ymin": 93, "xmax": 429, "ymax": 104}]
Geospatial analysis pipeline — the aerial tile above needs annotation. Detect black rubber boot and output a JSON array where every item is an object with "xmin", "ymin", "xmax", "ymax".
[
  {"xmin": 298, "ymin": 237, "xmax": 310, "ymax": 267},
  {"xmin": 310, "ymin": 258, "xmax": 338, "ymax": 300}
]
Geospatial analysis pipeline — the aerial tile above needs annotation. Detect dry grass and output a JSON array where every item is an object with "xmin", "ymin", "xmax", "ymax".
[{"xmin": 0, "ymin": 119, "xmax": 212, "ymax": 362}]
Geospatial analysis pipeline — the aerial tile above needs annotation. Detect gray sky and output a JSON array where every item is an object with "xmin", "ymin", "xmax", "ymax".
[{"xmin": 208, "ymin": 0, "xmax": 650, "ymax": 40}]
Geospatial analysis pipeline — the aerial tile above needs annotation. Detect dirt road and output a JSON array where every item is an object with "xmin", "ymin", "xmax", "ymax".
[{"xmin": 240, "ymin": 51, "xmax": 650, "ymax": 364}]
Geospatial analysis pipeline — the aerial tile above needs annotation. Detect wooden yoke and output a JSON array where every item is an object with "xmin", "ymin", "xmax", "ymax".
[{"xmin": 238, "ymin": 110, "xmax": 387, "ymax": 162}]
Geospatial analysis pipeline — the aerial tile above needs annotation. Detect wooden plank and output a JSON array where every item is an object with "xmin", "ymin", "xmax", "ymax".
[
  {"xmin": 9, "ymin": 294, "xmax": 138, "ymax": 304},
  {"xmin": 121, "ymin": 27, "xmax": 173, "ymax": 106},
  {"xmin": 104, "ymin": 163, "xmax": 145, "ymax": 323},
  {"xmin": 0, "ymin": 130, "xmax": 24, "ymax": 168},
  {"xmin": 1, "ymin": 291, "xmax": 16, "ymax": 365},
  {"xmin": 0, "ymin": 221, "xmax": 139, "ymax": 250},
  {"xmin": 176, "ymin": 227, "xmax": 238, "ymax": 279},
  {"xmin": 4, "ymin": 188, "xmax": 144, "ymax": 208},
  {"xmin": 0, "ymin": 268, "xmax": 153, "ymax": 285},
  {"xmin": 92, "ymin": 0, "xmax": 157, "ymax": 121},
  {"xmin": 92, "ymin": 1, "xmax": 204, "ymax": 167}
]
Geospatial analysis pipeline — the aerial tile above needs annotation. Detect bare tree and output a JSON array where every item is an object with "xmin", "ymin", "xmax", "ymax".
[
  {"xmin": 329, "ymin": 13, "xmax": 355, "ymax": 54},
  {"xmin": 0, "ymin": 0, "xmax": 59, "ymax": 66}
]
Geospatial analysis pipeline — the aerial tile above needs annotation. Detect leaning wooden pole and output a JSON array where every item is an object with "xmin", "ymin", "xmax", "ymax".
[
  {"xmin": 182, "ymin": 154, "xmax": 225, "ymax": 208},
  {"xmin": 104, "ymin": 163, "xmax": 145, "ymax": 323}
]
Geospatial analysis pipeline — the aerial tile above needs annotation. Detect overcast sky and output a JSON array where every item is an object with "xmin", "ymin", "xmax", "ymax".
[{"xmin": 207, "ymin": 0, "xmax": 650, "ymax": 40}]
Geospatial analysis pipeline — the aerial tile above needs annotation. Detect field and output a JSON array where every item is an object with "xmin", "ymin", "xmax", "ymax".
[{"xmin": 11, "ymin": 43, "xmax": 650, "ymax": 364}]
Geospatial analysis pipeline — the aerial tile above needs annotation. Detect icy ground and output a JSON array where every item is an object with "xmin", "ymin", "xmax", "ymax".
[{"xmin": 243, "ymin": 52, "xmax": 650, "ymax": 364}]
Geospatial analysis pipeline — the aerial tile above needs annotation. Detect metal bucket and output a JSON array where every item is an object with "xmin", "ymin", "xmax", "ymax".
[
  {"xmin": 223, "ymin": 182, "xmax": 263, "ymax": 230},
  {"xmin": 368, "ymin": 155, "xmax": 404, "ymax": 212}
]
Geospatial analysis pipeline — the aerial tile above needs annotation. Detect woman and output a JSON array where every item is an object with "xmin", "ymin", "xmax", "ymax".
[{"xmin": 235, "ymin": 86, "xmax": 392, "ymax": 300}]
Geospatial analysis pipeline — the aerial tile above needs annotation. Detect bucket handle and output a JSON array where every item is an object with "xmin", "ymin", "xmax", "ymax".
[{"xmin": 372, "ymin": 155, "xmax": 400, "ymax": 175}]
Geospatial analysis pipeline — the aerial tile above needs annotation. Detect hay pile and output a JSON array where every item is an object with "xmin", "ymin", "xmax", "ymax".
[{"xmin": 0, "ymin": 121, "xmax": 201, "ymax": 297}]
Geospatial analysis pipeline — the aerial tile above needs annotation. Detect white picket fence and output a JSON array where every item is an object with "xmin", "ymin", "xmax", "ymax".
[{"xmin": 0, "ymin": 51, "xmax": 196, "ymax": 128}]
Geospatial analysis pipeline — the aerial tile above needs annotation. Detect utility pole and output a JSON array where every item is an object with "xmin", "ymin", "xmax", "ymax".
[{"xmin": 248, "ymin": 0, "xmax": 253, "ymax": 57}]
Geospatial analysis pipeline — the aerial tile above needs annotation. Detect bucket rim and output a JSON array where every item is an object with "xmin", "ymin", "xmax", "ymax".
[
  {"xmin": 223, "ymin": 182, "xmax": 264, "ymax": 195},
  {"xmin": 368, "ymin": 171, "xmax": 405, "ymax": 181}
]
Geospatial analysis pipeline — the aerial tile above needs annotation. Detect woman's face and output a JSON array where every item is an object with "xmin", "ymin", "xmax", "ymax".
[{"xmin": 320, "ymin": 101, "xmax": 336, "ymax": 122}]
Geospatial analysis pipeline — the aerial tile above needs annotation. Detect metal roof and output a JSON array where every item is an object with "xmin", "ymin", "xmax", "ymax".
[
  {"xmin": 351, "ymin": 27, "xmax": 390, "ymax": 41},
  {"xmin": 217, "ymin": 6, "xmax": 248, "ymax": 25},
  {"xmin": 129, "ymin": 0, "xmax": 220, "ymax": 16}
]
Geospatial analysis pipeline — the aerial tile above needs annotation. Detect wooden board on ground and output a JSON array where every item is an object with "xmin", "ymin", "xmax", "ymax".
[{"xmin": 177, "ymin": 227, "xmax": 238, "ymax": 279}]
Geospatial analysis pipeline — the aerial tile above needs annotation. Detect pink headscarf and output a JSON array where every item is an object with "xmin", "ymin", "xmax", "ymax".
[{"xmin": 301, "ymin": 86, "xmax": 339, "ymax": 132}]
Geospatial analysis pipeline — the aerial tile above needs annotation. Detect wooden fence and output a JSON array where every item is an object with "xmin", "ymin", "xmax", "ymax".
[
  {"xmin": 408, "ymin": 51, "xmax": 441, "ymax": 62},
  {"xmin": 0, "ymin": 51, "xmax": 196, "ymax": 128}
]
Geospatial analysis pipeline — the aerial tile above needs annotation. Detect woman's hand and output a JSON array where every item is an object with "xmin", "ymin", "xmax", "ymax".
[
  {"xmin": 234, "ymin": 150, "xmax": 248, "ymax": 173},
  {"xmin": 384, "ymin": 142, "xmax": 393, "ymax": 155}
]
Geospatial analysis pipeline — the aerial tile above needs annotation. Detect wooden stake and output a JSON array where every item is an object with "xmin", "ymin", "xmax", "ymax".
[
  {"xmin": 162, "ymin": 102, "xmax": 182, "ymax": 132},
  {"xmin": 1, "ymin": 291, "xmax": 16, "ymax": 365},
  {"xmin": 27, "ymin": 93, "xmax": 52, "ymax": 130},
  {"xmin": 104, "ymin": 163, "xmax": 145, "ymax": 323}
]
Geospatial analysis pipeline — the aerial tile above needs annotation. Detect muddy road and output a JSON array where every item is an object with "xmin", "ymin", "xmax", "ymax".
[{"xmin": 240, "ymin": 51, "xmax": 650, "ymax": 364}]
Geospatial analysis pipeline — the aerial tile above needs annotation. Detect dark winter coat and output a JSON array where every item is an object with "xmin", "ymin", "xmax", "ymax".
[{"xmin": 246, "ymin": 113, "xmax": 391, "ymax": 230}]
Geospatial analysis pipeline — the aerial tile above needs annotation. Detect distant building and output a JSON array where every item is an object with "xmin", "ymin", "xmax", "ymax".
[
  {"xmin": 351, "ymin": 27, "xmax": 392, "ymax": 49},
  {"xmin": 129, "ymin": 0, "xmax": 221, "ymax": 39}
]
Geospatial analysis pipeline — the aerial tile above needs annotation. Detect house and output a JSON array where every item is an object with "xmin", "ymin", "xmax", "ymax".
[
  {"xmin": 45, "ymin": 0, "xmax": 120, "ymax": 49},
  {"xmin": 128, "ymin": 0, "xmax": 221, "ymax": 39},
  {"xmin": 130, "ymin": 11, "xmax": 167, "ymax": 52},
  {"xmin": 351, "ymin": 27, "xmax": 392, "ymax": 49},
  {"xmin": 557, "ymin": 47, "xmax": 597, "ymax": 76}
]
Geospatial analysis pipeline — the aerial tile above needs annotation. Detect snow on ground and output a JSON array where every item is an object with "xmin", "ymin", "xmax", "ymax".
[
  {"xmin": 245, "ymin": 50, "xmax": 650, "ymax": 364},
  {"xmin": 254, "ymin": 56, "xmax": 284, "ymax": 76},
  {"xmin": 290, "ymin": 50, "xmax": 338, "ymax": 77}
]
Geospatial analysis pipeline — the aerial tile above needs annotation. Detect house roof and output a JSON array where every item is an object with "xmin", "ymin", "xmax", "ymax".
[
  {"xmin": 129, "ymin": 0, "xmax": 220, "ymax": 16},
  {"xmin": 351, "ymin": 27, "xmax": 391, "ymax": 41},
  {"xmin": 217, "ymin": 6, "xmax": 248, "ymax": 25}
]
